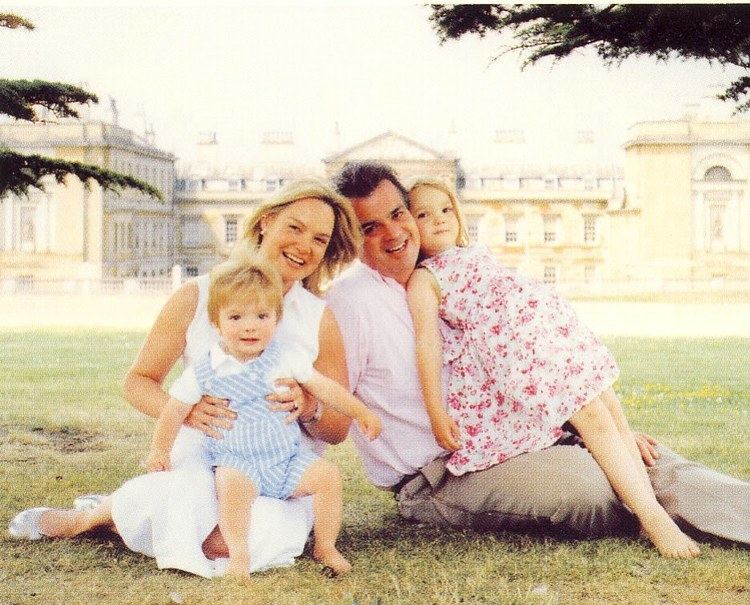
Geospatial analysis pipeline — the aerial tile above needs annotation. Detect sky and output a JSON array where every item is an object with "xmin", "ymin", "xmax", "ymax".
[{"xmin": 4, "ymin": 2, "xmax": 746, "ymax": 174}]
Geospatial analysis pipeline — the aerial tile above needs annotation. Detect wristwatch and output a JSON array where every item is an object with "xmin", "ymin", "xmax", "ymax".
[{"xmin": 300, "ymin": 400, "xmax": 324, "ymax": 424}]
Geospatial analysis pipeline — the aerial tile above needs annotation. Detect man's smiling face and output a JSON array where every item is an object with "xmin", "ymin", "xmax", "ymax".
[{"xmin": 350, "ymin": 179, "xmax": 420, "ymax": 286}]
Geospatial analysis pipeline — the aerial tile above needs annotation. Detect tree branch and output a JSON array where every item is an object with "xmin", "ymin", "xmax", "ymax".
[{"xmin": 0, "ymin": 149, "xmax": 163, "ymax": 200}]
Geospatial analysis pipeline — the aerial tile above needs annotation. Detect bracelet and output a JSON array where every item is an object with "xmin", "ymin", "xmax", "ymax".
[{"xmin": 300, "ymin": 400, "xmax": 324, "ymax": 425}]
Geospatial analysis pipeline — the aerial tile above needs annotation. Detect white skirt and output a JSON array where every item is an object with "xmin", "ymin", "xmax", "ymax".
[{"xmin": 111, "ymin": 426, "xmax": 315, "ymax": 578}]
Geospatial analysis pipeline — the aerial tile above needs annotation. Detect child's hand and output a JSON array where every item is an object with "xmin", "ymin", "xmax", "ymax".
[
  {"xmin": 144, "ymin": 450, "xmax": 171, "ymax": 473},
  {"xmin": 430, "ymin": 410, "xmax": 462, "ymax": 452},
  {"xmin": 355, "ymin": 408, "xmax": 382, "ymax": 441}
]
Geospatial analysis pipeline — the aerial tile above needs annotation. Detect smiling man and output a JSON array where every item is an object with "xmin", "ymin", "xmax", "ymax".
[{"xmin": 326, "ymin": 160, "xmax": 750, "ymax": 546}]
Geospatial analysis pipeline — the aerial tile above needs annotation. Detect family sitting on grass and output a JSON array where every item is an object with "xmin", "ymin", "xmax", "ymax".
[{"xmin": 10, "ymin": 162, "xmax": 750, "ymax": 577}]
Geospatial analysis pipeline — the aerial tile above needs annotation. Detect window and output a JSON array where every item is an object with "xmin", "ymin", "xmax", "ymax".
[
  {"xmin": 17, "ymin": 275, "xmax": 34, "ymax": 291},
  {"xmin": 182, "ymin": 218, "xmax": 203, "ymax": 247},
  {"xmin": 544, "ymin": 176, "xmax": 557, "ymax": 190},
  {"xmin": 185, "ymin": 266, "xmax": 199, "ymax": 277},
  {"xmin": 543, "ymin": 266, "xmax": 557, "ymax": 285},
  {"xmin": 224, "ymin": 215, "xmax": 238, "ymax": 243},
  {"xmin": 583, "ymin": 215, "xmax": 598, "ymax": 243},
  {"xmin": 465, "ymin": 216, "xmax": 480, "ymax": 242},
  {"xmin": 19, "ymin": 206, "xmax": 36, "ymax": 252},
  {"xmin": 709, "ymin": 204, "xmax": 726, "ymax": 250},
  {"xmin": 543, "ymin": 215, "xmax": 559, "ymax": 244},
  {"xmin": 504, "ymin": 215, "xmax": 519, "ymax": 244},
  {"xmin": 584, "ymin": 265, "xmax": 597, "ymax": 282},
  {"xmin": 704, "ymin": 166, "xmax": 732, "ymax": 181}
]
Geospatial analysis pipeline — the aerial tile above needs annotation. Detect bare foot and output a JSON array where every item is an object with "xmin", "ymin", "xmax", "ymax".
[
  {"xmin": 224, "ymin": 556, "xmax": 251, "ymax": 579},
  {"xmin": 313, "ymin": 547, "xmax": 351, "ymax": 576},
  {"xmin": 640, "ymin": 510, "xmax": 700, "ymax": 558}
]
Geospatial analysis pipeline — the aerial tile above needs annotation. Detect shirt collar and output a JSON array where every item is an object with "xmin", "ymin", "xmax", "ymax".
[
  {"xmin": 209, "ymin": 342, "xmax": 250, "ymax": 373},
  {"xmin": 357, "ymin": 259, "xmax": 406, "ymax": 292}
]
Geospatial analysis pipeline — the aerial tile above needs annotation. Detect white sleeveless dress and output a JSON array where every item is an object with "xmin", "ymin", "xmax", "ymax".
[{"xmin": 110, "ymin": 276, "xmax": 326, "ymax": 578}]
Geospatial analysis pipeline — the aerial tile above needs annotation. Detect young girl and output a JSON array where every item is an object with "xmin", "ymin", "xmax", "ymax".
[
  {"xmin": 145, "ymin": 257, "xmax": 381, "ymax": 577},
  {"xmin": 405, "ymin": 177, "xmax": 699, "ymax": 559}
]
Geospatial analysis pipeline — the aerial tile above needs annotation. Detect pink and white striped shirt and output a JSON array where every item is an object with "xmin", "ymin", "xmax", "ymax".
[{"xmin": 327, "ymin": 261, "xmax": 444, "ymax": 488}]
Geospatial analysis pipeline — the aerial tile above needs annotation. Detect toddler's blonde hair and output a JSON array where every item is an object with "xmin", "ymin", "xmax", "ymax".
[{"xmin": 207, "ymin": 253, "xmax": 284, "ymax": 326}]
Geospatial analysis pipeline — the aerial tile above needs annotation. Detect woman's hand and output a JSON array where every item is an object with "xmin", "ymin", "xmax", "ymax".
[
  {"xmin": 184, "ymin": 395, "xmax": 235, "ymax": 438},
  {"xmin": 430, "ymin": 410, "xmax": 462, "ymax": 452},
  {"xmin": 267, "ymin": 378, "xmax": 308, "ymax": 424}
]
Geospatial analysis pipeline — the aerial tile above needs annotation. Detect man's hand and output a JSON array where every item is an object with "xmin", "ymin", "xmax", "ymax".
[
  {"xmin": 430, "ymin": 410, "xmax": 462, "ymax": 452},
  {"xmin": 267, "ymin": 378, "xmax": 308, "ymax": 424},
  {"xmin": 634, "ymin": 431, "xmax": 660, "ymax": 466},
  {"xmin": 184, "ymin": 395, "xmax": 235, "ymax": 438}
]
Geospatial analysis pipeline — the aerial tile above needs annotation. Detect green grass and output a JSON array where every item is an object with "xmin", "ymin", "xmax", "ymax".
[{"xmin": 1, "ymin": 330, "xmax": 749, "ymax": 604}]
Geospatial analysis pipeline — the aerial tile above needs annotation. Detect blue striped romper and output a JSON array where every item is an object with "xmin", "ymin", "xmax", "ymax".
[{"xmin": 193, "ymin": 339, "xmax": 319, "ymax": 499}]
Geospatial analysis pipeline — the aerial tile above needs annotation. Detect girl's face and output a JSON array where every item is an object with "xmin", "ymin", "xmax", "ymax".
[
  {"xmin": 258, "ymin": 198, "xmax": 335, "ymax": 290},
  {"xmin": 409, "ymin": 185, "xmax": 460, "ymax": 258}
]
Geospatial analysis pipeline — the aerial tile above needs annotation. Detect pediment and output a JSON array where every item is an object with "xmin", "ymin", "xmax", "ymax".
[{"xmin": 325, "ymin": 131, "xmax": 452, "ymax": 162}]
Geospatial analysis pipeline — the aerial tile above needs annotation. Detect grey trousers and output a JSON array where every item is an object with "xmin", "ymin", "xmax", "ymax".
[{"xmin": 395, "ymin": 443, "xmax": 750, "ymax": 544}]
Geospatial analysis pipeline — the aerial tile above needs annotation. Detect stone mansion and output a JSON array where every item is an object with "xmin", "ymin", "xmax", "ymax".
[{"xmin": 2, "ymin": 115, "xmax": 749, "ymax": 292}]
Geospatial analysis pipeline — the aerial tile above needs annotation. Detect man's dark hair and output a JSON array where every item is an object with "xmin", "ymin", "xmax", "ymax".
[{"xmin": 333, "ymin": 161, "xmax": 409, "ymax": 204}]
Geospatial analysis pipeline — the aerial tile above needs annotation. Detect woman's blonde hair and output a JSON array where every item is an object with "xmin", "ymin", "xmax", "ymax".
[
  {"xmin": 407, "ymin": 177, "xmax": 469, "ymax": 247},
  {"xmin": 207, "ymin": 254, "xmax": 284, "ymax": 326},
  {"xmin": 231, "ymin": 178, "xmax": 361, "ymax": 294}
]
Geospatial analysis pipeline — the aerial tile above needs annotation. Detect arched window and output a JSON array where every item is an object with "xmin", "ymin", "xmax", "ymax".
[{"xmin": 704, "ymin": 165, "xmax": 732, "ymax": 181}]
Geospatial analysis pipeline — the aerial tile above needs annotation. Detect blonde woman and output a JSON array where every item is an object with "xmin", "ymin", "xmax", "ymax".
[{"xmin": 10, "ymin": 179, "xmax": 360, "ymax": 577}]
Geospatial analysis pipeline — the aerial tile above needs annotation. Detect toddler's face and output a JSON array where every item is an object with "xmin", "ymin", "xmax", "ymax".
[
  {"xmin": 408, "ymin": 186, "xmax": 460, "ymax": 257},
  {"xmin": 217, "ymin": 299, "xmax": 278, "ymax": 362}
]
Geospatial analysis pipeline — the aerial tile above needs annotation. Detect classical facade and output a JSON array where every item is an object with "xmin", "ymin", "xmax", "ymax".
[
  {"xmin": 620, "ymin": 117, "xmax": 750, "ymax": 282},
  {"xmin": 0, "ymin": 119, "xmax": 175, "ymax": 285},
  {"xmin": 4, "ymin": 114, "xmax": 748, "ymax": 292},
  {"xmin": 323, "ymin": 131, "xmax": 622, "ymax": 288},
  {"xmin": 174, "ymin": 176, "xmax": 284, "ymax": 277}
]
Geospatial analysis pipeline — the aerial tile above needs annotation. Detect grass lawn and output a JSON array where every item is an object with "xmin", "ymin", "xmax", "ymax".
[{"xmin": 1, "ymin": 330, "xmax": 749, "ymax": 605}]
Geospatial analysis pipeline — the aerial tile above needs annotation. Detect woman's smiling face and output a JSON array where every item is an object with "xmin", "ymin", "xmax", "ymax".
[{"xmin": 258, "ymin": 198, "xmax": 335, "ymax": 290}]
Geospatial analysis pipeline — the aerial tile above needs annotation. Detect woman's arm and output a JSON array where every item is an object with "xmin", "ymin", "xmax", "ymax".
[
  {"xmin": 301, "ymin": 308, "xmax": 353, "ymax": 444},
  {"xmin": 122, "ymin": 281, "xmax": 235, "ymax": 435},
  {"xmin": 406, "ymin": 269, "xmax": 461, "ymax": 451}
]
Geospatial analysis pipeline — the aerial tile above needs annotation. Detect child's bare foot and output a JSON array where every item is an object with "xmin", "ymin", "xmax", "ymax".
[
  {"xmin": 313, "ymin": 547, "xmax": 351, "ymax": 576},
  {"xmin": 224, "ymin": 556, "xmax": 251, "ymax": 579},
  {"xmin": 640, "ymin": 511, "xmax": 700, "ymax": 558}
]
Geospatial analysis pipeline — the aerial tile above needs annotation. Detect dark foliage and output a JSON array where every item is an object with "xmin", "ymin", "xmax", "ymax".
[{"xmin": 430, "ymin": 4, "xmax": 750, "ymax": 112}]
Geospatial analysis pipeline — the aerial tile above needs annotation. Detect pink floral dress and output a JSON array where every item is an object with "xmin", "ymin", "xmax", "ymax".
[{"xmin": 420, "ymin": 245, "xmax": 620, "ymax": 475}]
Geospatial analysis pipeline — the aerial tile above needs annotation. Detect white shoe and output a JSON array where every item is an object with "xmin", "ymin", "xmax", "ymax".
[
  {"xmin": 8, "ymin": 507, "xmax": 51, "ymax": 540},
  {"xmin": 73, "ymin": 494, "xmax": 106, "ymax": 511}
]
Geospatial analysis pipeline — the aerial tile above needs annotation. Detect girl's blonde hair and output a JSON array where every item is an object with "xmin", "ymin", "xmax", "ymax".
[
  {"xmin": 231, "ymin": 178, "xmax": 361, "ymax": 294},
  {"xmin": 407, "ymin": 177, "xmax": 470, "ymax": 247},
  {"xmin": 207, "ymin": 254, "xmax": 284, "ymax": 326}
]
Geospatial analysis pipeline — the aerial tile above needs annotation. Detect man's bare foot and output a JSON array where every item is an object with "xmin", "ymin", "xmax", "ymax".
[
  {"xmin": 313, "ymin": 546, "xmax": 351, "ymax": 576},
  {"xmin": 640, "ymin": 511, "xmax": 700, "ymax": 558}
]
